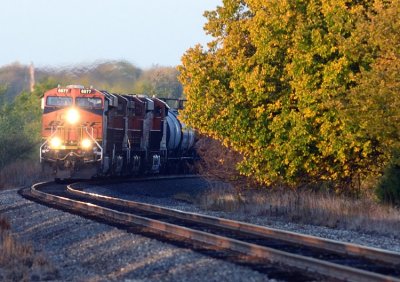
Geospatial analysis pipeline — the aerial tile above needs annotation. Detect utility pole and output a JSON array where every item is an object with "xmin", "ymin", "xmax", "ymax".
[{"xmin": 29, "ymin": 62, "xmax": 35, "ymax": 92}]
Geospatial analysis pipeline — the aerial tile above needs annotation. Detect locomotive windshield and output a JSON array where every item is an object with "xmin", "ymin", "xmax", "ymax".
[
  {"xmin": 46, "ymin": 96, "xmax": 73, "ymax": 107},
  {"xmin": 76, "ymin": 97, "xmax": 102, "ymax": 109}
]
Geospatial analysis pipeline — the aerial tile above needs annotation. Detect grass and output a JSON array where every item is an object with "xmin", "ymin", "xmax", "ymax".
[
  {"xmin": 0, "ymin": 159, "xmax": 56, "ymax": 280},
  {"xmin": 183, "ymin": 180, "xmax": 400, "ymax": 237},
  {"xmin": 0, "ymin": 215, "xmax": 58, "ymax": 281},
  {"xmin": 190, "ymin": 138, "xmax": 400, "ymax": 237},
  {"xmin": 0, "ymin": 159, "xmax": 51, "ymax": 190}
]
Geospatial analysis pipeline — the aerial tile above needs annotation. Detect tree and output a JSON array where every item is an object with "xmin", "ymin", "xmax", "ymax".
[
  {"xmin": 133, "ymin": 67, "xmax": 183, "ymax": 98},
  {"xmin": 43, "ymin": 60, "xmax": 143, "ymax": 93},
  {"xmin": 0, "ymin": 61, "xmax": 184, "ymax": 100},
  {"xmin": 0, "ymin": 80, "xmax": 56, "ymax": 168},
  {"xmin": 179, "ymin": 0, "xmax": 387, "ymax": 188},
  {"xmin": 347, "ymin": 0, "xmax": 400, "ymax": 159},
  {"xmin": 347, "ymin": 0, "xmax": 400, "ymax": 202},
  {"xmin": 0, "ymin": 63, "xmax": 31, "ymax": 101}
]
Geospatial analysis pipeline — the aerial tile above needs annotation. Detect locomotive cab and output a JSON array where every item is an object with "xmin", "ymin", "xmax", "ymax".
[{"xmin": 40, "ymin": 85, "xmax": 104, "ymax": 179}]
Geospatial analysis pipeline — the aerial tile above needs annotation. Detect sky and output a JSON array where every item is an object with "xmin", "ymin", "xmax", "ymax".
[{"xmin": 0, "ymin": 0, "xmax": 221, "ymax": 68}]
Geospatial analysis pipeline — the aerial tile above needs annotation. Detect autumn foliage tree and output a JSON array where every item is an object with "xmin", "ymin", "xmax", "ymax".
[
  {"xmin": 179, "ymin": 0, "xmax": 399, "ymax": 189},
  {"xmin": 347, "ymin": 0, "xmax": 400, "ymax": 158},
  {"xmin": 347, "ymin": 0, "xmax": 400, "ymax": 202}
]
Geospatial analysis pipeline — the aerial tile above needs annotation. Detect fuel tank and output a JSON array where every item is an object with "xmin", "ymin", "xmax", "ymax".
[{"xmin": 166, "ymin": 110, "xmax": 195, "ymax": 152}]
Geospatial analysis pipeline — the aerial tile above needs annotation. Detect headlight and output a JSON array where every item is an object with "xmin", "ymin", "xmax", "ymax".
[
  {"xmin": 81, "ymin": 138, "xmax": 92, "ymax": 149},
  {"xmin": 49, "ymin": 137, "xmax": 62, "ymax": 149},
  {"xmin": 66, "ymin": 108, "xmax": 80, "ymax": 124}
]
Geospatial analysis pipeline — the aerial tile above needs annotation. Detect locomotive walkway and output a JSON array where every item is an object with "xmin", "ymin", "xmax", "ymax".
[{"xmin": 21, "ymin": 178, "xmax": 400, "ymax": 282}]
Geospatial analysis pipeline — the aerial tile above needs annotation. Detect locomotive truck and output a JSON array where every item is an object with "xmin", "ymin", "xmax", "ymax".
[{"xmin": 40, "ymin": 85, "xmax": 195, "ymax": 180}]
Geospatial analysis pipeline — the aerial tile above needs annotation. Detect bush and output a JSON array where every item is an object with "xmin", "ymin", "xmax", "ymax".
[
  {"xmin": 376, "ymin": 162, "xmax": 400, "ymax": 206},
  {"xmin": 195, "ymin": 137, "xmax": 242, "ymax": 180}
]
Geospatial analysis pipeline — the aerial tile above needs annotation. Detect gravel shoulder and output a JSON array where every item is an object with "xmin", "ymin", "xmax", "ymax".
[
  {"xmin": 0, "ymin": 187, "xmax": 274, "ymax": 282},
  {"xmin": 79, "ymin": 177, "xmax": 400, "ymax": 254}
]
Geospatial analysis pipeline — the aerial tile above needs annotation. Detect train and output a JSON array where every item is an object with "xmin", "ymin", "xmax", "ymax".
[{"xmin": 40, "ymin": 85, "xmax": 196, "ymax": 180}]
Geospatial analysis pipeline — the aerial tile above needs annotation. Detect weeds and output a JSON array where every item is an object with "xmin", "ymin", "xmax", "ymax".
[
  {"xmin": 0, "ymin": 215, "xmax": 58, "ymax": 281},
  {"xmin": 0, "ymin": 217, "xmax": 11, "ymax": 231},
  {"xmin": 196, "ymin": 181, "xmax": 400, "ymax": 237},
  {"xmin": 0, "ymin": 159, "xmax": 51, "ymax": 190},
  {"xmin": 192, "ymin": 137, "xmax": 400, "ymax": 236}
]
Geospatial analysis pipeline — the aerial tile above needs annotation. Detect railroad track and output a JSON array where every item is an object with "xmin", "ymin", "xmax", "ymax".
[{"xmin": 21, "ymin": 178, "xmax": 400, "ymax": 282}]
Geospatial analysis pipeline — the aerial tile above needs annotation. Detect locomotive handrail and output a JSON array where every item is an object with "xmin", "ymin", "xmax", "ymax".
[
  {"xmin": 39, "ymin": 129, "xmax": 59, "ymax": 163},
  {"xmin": 84, "ymin": 127, "xmax": 103, "ymax": 161},
  {"xmin": 41, "ymin": 126, "xmax": 103, "ymax": 162}
]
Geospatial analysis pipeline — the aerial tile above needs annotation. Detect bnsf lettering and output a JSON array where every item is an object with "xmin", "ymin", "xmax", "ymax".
[
  {"xmin": 57, "ymin": 88, "xmax": 69, "ymax": 93},
  {"xmin": 80, "ymin": 89, "xmax": 92, "ymax": 94}
]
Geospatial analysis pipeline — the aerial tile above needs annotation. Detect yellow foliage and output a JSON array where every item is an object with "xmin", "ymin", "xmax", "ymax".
[{"xmin": 179, "ymin": 0, "xmax": 397, "ymax": 188}]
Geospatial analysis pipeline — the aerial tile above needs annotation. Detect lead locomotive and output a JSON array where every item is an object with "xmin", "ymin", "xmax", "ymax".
[{"xmin": 40, "ymin": 85, "xmax": 195, "ymax": 180}]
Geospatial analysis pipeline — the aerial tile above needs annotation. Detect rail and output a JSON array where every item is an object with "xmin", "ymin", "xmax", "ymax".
[
  {"xmin": 67, "ymin": 182, "xmax": 400, "ymax": 266},
  {"xmin": 24, "ymin": 181, "xmax": 400, "ymax": 282}
]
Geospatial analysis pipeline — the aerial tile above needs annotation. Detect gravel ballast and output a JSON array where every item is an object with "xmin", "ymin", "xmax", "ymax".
[
  {"xmin": 0, "ymin": 188, "xmax": 276, "ymax": 282},
  {"xmin": 1, "ymin": 176, "xmax": 399, "ymax": 281}
]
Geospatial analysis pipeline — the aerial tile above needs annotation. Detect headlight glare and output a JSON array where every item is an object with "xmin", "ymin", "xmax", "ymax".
[
  {"xmin": 81, "ymin": 138, "xmax": 92, "ymax": 149},
  {"xmin": 66, "ymin": 108, "xmax": 80, "ymax": 124},
  {"xmin": 50, "ymin": 137, "xmax": 62, "ymax": 149}
]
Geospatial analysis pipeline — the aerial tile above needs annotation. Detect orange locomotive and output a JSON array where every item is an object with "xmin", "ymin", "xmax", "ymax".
[{"xmin": 40, "ymin": 85, "xmax": 195, "ymax": 180}]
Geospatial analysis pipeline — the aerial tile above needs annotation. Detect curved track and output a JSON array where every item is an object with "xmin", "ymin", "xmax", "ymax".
[{"xmin": 21, "ymin": 179, "xmax": 400, "ymax": 282}]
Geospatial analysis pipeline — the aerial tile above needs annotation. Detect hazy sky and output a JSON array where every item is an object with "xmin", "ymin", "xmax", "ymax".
[{"xmin": 0, "ymin": 0, "xmax": 221, "ymax": 68}]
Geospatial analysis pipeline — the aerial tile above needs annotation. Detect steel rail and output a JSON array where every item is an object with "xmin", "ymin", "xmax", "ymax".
[
  {"xmin": 67, "ymin": 182, "xmax": 400, "ymax": 267},
  {"xmin": 27, "ymin": 181, "xmax": 400, "ymax": 282}
]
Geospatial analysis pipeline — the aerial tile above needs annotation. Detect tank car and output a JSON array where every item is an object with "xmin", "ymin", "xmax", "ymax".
[{"xmin": 40, "ymin": 85, "xmax": 195, "ymax": 179}]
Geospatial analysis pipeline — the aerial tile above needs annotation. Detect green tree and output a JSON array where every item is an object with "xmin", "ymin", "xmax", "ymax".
[
  {"xmin": 179, "ymin": 0, "xmax": 385, "ymax": 188},
  {"xmin": 0, "ymin": 63, "xmax": 31, "ymax": 101},
  {"xmin": 0, "ymin": 80, "xmax": 56, "ymax": 168}
]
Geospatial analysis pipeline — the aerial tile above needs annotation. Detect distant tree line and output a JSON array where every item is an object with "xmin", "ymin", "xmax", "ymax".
[
  {"xmin": 0, "ymin": 60, "xmax": 183, "ymax": 101},
  {"xmin": 179, "ymin": 0, "xmax": 400, "ymax": 202}
]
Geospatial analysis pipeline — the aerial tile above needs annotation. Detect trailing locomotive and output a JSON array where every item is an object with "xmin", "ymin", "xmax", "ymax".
[{"xmin": 40, "ymin": 85, "xmax": 195, "ymax": 179}]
